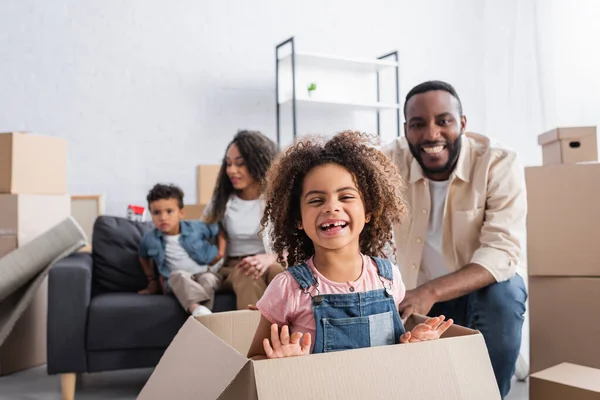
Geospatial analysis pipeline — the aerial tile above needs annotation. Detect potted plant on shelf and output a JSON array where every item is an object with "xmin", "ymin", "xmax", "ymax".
[{"xmin": 307, "ymin": 82, "xmax": 317, "ymax": 98}]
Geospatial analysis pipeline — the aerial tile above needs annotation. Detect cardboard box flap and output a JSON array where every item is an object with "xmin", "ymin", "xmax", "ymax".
[
  {"xmin": 531, "ymin": 363, "xmax": 600, "ymax": 393},
  {"xmin": 196, "ymin": 310, "xmax": 261, "ymax": 355},
  {"xmin": 538, "ymin": 126, "xmax": 596, "ymax": 145},
  {"xmin": 137, "ymin": 316, "xmax": 249, "ymax": 400},
  {"xmin": 251, "ymin": 334, "xmax": 500, "ymax": 399},
  {"xmin": 219, "ymin": 362, "xmax": 258, "ymax": 400}
]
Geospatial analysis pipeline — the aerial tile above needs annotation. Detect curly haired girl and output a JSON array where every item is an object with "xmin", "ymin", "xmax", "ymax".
[{"xmin": 247, "ymin": 131, "xmax": 453, "ymax": 359}]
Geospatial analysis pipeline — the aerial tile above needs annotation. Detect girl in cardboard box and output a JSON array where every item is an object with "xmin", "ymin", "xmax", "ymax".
[{"xmin": 248, "ymin": 131, "xmax": 453, "ymax": 359}]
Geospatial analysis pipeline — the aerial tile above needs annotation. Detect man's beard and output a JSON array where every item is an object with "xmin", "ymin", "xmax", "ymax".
[{"xmin": 408, "ymin": 133, "xmax": 462, "ymax": 176}]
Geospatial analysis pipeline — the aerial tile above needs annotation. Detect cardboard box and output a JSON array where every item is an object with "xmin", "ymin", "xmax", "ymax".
[
  {"xmin": 0, "ymin": 278, "xmax": 48, "ymax": 376},
  {"xmin": 530, "ymin": 363, "xmax": 600, "ymax": 400},
  {"xmin": 529, "ymin": 277, "xmax": 600, "ymax": 374},
  {"xmin": 0, "ymin": 132, "xmax": 68, "ymax": 194},
  {"xmin": 197, "ymin": 165, "xmax": 221, "ymax": 205},
  {"xmin": 183, "ymin": 204, "xmax": 206, "ymax": 221},
  {"xmin": 0, "ymin": 235, "xmax": 17, "ymax": 258},
  {"xmin": 526, "ymin": 163, "xmax": 600, "ymax": 276},
  {"xmin": 538, "ymin": 126, "xmax": 597, "ymax": 165},
  {"xmin": 71, "ymin": 195, "xmax": 103, "ymax": 244},
  {"xmin": 138, "ymin": 310, "xmax": 501, "ymax": 400},
  {"xmin": 0, "ymin": 194, "xmax": 71, "ymax": 246}
]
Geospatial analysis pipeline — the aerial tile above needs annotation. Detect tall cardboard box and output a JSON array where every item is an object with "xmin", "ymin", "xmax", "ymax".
[
  {"xmin": 0, "ymin": 278, "xmax": 48, "ymax": 376},
  {"xmin": 0, "ymin": 194, "xmax": 71, "ymax": 246},
  {"xmin": 0, "ymin": 132, "xmax": 68, "ymax": 194},
  {"xmin": 0, "ymin": 194, "xmax": 71, "ymax": 375},
  {"xmin": 526, "ymin": 163, "xmax": 600, "ymax": 374},
  {"xmin": 138, "ymin": 311, "xmax": 501, "ymax": 399},
  {"xmin": 196, "ymin": 165, "xmax": 221, "ymax": 205},
  {"xmin": 0, "ymin": 235, "xmax": 17, "ymax": 258},
  {"xmin": 537, "ymin": 126, "xmax": 597, "ymax": 165},
  {"xmin": 182, "ymin": 204, "xmax": 206, "ymax": 220},
  {"xmin": 530, "ymin": 363, "xmax": 600, "ymax": 400}
]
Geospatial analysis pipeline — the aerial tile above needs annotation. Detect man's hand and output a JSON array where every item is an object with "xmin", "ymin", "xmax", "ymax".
[
  {"xmin": 398, "ymin": 286, "xmax": 438, "ymax": 323},
  {"xmin": 399, "ymin": 316, "xmax": 454, "ymax": 343},
  {"xmin": 138, "ymin": 280, "xmax": 159, "ymax": 295},
  {"xmin": 236, "ymin": 254, "xmax": 276, "ymax": 280},
  {"xmin": 263, "ymin": 324, "xmax": 311, "ymax": 359}
]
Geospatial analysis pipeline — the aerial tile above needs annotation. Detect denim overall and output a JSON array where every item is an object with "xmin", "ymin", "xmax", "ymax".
[{"xmin": 288, "ymin": 257, "xmax": 405, "ymax": 354}]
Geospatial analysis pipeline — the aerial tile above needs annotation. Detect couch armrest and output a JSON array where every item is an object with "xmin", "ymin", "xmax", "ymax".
[{"xmin": 47, "ymin": 252, "xmax": 93, "ymax": 374}]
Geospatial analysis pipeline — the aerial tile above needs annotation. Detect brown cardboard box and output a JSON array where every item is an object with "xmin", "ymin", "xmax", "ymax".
[
  {"xmin": 182, "ymin": 204, "xmax": 206, "ymax": 221},
  {"xmin": 526, "ymin": 163, "xmax": 600, "ymax": 276},
  {"xmin": 527, "ymin": 162, "xmax": 600, "ymax": 376},
  {"xmin": 0, "ymin": 235, "xmax": 17, "ymax": 258},
  {"xmin": 530, "ymin": 363, "xmax": 600, "ymax": 400},
  {"xmin": 0, "ymin": 194, "xmax": 71, "ymax": 246},
  {"xmin": 0, "ymin": 194, "xmax": 71, "ymax": 374},
  {"xmin": 538, "ymin": 126, "xmax": 597, "ymax": 165},
  {"xmin": 0, "ymin": 278, "xmax": 48, "ymax": 376},
  {"xmin": 196, "ymin": 165, "xmax": 221, "ymax": 205},
  {"xmin": 529, "ymin": 277, "xmax": 600, "ymax": 374},
  {"xmin": 138, "ymin": 310, "xmax": 501, "ymax": 400},
  {"xmin": 0, "ymin": 132, "xmax": 68, "ymax": 194}
]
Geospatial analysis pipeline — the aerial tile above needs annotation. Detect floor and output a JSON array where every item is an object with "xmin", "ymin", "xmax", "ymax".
[{"xmin": 0, "ymin": 365, "xmax": 529, "ymax": 399}]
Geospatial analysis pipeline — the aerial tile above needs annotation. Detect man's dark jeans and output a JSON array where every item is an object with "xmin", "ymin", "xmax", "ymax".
[{"xmin": 429, "ymin": 274, "xmax": 527, "ymax": 398}]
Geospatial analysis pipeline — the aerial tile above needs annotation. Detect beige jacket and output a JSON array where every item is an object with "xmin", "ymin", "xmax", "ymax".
[{"xmin": 383, "ymin": 132, "xmax": 527, "ymax": 290}]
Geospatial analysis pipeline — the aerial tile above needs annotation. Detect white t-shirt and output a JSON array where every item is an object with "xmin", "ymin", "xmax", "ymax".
[
  {"xmin": 418, "ymin": 179, "xmax": 450, "ymax": 286},
  {"xmin": 163, "ymin": 234, "xmax": 208, "ymax": 275},
  {"xmin": 222, "ymin": 195, "xmax": 266, "ymax": 257}
]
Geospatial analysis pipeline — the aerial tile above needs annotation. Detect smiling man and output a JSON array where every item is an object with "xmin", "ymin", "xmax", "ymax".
[{"xmin": 383, "ymin": 80, "xmax": 527, "ymax": 398}]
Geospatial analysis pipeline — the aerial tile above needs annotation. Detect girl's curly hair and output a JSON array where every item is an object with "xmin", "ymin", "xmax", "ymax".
[
  {"xmin": 261, "ymin": 130, "xmax": 407, "ymax": 267},
  {"xmin": 204, "ymin": 130, "xmax": 278, "ymax": 224}
]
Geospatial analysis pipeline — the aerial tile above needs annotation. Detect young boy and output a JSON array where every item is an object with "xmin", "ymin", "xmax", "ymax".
[{"xmin": 138, "ymin": 183, "xmax": 226, "ymax": 317}]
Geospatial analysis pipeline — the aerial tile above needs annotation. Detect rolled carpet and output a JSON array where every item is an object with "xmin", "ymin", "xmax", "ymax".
[{"xmin": 0, "ymin": 216, "xmax": 87, "ymax": 346}]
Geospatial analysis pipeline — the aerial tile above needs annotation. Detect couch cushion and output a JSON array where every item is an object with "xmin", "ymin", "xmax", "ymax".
[
  {"xmin": 213, "ymin": 291, "xmax": 236, "ymax": 313},
  {"xmin": 92, "ymin": 216, "xmax": 154, "ymax": 294},
  {"xmin": 87, "ymin": 293, "xmax": 187, "ymax": 351}
]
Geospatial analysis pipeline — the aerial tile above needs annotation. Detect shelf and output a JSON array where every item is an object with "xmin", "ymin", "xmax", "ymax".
[
  {"xmin": 277, "ymin": 51, "xmax": 398, "ymax": 73},
  {"xmin": 279, "ymin": 98, "xmax": 401, "ymax": 112}
]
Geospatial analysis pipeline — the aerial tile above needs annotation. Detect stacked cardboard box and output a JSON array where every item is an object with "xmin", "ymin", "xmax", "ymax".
[
  {"xmin": 0, "ymin": 132, "xmax": 71, "ymax": 375},
  {"xmin": 530, "ymin": 363, "xmax": 600, "ymax": 399},
  {"xmin": 537, "ymin": 126, "xmax": 598, "ymax": 165},
  {"xmin": 526, "ymin": 126, "xmax": 600, "ymax": 375},
  {"xmin": 182, "ymin": 164, "xmax": 220, "ymax": 221}
]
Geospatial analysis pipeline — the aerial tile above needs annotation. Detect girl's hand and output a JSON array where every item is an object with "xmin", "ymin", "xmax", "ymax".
[
  {"xmin": 263, "ymin": 324, "xmax": 311, "ymax": 359},
  {"xmin": 399, "ymin": 315, "xmax": 454, "ymax": 343}
]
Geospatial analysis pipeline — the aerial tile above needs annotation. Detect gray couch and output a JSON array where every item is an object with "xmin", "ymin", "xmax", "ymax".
[{"xmin": 47, "ymin": 215, "xmax": 236, "ymax": 379}]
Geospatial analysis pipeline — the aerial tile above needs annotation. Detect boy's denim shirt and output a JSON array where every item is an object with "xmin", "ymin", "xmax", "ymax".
[{"xmin": 138, "ymin": 220, "xmax": 220, "ymax": 279}]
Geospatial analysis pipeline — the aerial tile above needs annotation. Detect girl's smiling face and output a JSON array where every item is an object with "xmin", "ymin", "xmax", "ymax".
[{"xmin": 299, "ymin": 163, "xmax": 369, "ymax": 253}]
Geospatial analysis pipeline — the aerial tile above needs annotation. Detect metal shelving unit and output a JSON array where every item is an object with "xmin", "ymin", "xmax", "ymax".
[{"xmin": 275, "ymin": 36, "xmax": 401, "ymax": 148}]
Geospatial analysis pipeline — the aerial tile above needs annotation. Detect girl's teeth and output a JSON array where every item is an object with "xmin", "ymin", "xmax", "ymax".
[{"xmin": 321, "ymin": 221, "xmax": 346, "ymax": 228}]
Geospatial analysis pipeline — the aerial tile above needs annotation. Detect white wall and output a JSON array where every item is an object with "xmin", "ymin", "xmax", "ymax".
[
  {"xmin": 535, "ymin": 0, "xmax": 600, "ymax": 131},
  {"xmin": 0, "ymin": 0, "xmax": 542, "ymax": 216}
]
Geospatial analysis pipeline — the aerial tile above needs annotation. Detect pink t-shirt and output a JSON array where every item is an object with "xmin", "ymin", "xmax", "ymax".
[{"xmin": 256, "ymin": 254, "xmax": 406, "ymax": 352}]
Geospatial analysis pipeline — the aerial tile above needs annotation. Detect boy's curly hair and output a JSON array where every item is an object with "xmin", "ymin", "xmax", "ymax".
[
  {"xmin": 261, "ymin": 131, "xmax": 407, "ymax": 267},
  {"xmin": 204, "ymin": 130, "xmax": 278, "ymax": 224},
  {"xmin": 146, "ymin": 183, "xmax": 184, "ymax": 210}
]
